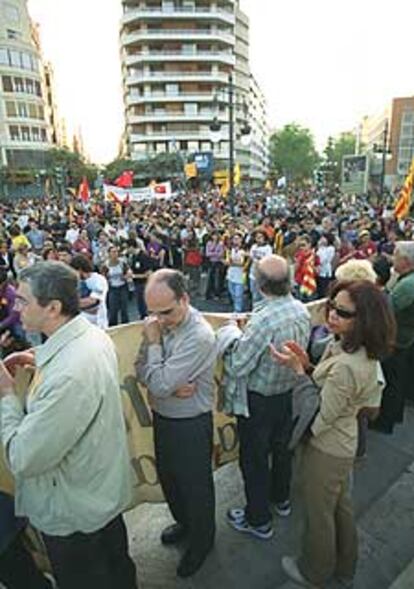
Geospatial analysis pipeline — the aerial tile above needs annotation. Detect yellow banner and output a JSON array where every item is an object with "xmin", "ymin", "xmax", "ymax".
[{"xmin": 1, "ymin": 303, "xmax": 326, "ymax": 504}]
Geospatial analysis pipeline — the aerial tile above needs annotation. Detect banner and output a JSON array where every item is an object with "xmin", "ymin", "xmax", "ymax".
[
  {"xmin": 341, "ymin": 155, "xmax": 369, "ymax": 195},
  {"xmin": 0, "ymin": 302, "xmax": 326, "ymax": 505},
  {"xmin": 103, "ymin": 182, "xmax": 172, "ymax": 204}
]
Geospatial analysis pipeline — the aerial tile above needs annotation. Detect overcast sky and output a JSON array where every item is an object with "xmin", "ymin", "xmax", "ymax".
[{"xmin": 27, "ymin": 0, "xmax": 414, "ymax": 163}]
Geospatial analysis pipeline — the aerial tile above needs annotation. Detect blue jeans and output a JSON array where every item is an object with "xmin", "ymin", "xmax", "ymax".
[{"xmin": 228, "ymin": 281, "xmax": 244, "ymax": 313}]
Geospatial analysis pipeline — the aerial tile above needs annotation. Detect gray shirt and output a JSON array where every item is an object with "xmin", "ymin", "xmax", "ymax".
[{"xmin": 135, "ymin": 306, "xmax": 216, "ymax": 418}]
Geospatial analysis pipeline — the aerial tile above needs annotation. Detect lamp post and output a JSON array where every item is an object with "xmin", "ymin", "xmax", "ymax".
[{"xmin": 209, "ymin": 72, "xmax": 251, "ymax": 217}]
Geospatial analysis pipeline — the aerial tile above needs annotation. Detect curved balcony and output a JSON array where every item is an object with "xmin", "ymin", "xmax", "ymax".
[
  {"xmin": 130, "ymin": 129, "xmax": 228, "ymax": 143},
  {"xmin": 128, "ymin": 110, "xmax": 226, "ymax": 124},
  {"xmin": 127, "ymin": 91, "xmax": 222, "ymax": 105},
  {"xmin": 121, "ymin": 28, "xmax": 234, "ymax": 46},
  {"xmin": 122, "ymin": 7, "xmax": 236, "ymax": 26},
  {"xmin": 125, "ymin": 51, "xmax": 235, "ymax": 66},
  {"xmin": 125, "ymin": 70, "xmax": 229, "ymax": 85}
]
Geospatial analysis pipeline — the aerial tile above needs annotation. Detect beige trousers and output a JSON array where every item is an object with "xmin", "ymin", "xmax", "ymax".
[{"xmin": 298, "ymin": 444, "xmax": 357, "ymax": 586}]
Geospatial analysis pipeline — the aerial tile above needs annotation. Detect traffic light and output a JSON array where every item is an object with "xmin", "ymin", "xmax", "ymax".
[
  {"xmin": 315, "ymin": 170, "xmax": 324, "ymax": 188},
  {"xmin": 54, "ymin": 166, "xmax": 65, "ymax": 185}
]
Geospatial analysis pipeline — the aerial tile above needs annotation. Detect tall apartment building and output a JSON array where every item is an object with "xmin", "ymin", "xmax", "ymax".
[
  {"xmin": 0, "ymin": 1, "xmax": 57, "ymax": 169},
  {"xmin": 359, "ymin": 97, "xmax": 414, "ymax": 188},
  {"xmin": 120, "ymin": 0, "xmax": 269, "ymax": 181}
]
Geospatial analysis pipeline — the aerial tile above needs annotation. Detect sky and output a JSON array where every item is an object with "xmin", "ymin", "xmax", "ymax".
[{"xmin": 27, "ymin": 0, "xmax": 414, "ymax": 164}]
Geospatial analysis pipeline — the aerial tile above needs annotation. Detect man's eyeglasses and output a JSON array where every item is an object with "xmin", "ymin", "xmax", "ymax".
[{"xmin": 327, "ymin": 301, "xmax": 357, "ymax": 320}]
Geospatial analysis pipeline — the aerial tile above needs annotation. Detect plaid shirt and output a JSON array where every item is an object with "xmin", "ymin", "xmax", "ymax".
[{"xmin": 226, "ymin": 294, "xmax": 311, "ymax": 396}]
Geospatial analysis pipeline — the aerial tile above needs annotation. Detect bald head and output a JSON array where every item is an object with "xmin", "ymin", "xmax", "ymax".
[
  {"xmin": 146, "ymin": 269, "xmax": 187, "ymax": 300},
  {"xmin": 255, "ymin": 255, "xmax": 291, "ymax": 297}
]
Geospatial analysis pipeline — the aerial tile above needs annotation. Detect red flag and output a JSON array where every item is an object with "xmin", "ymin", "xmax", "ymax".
[
  {"xmin": 78, "ymin": 177, "xmax": 90, "ymax": 203},
  {"xmin": 114, "ymin": 170, "xmax": 134, "ymax": 188}
]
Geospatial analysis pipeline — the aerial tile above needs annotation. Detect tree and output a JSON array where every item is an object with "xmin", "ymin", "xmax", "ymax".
[
  {"xmin": 269, "ymin": 123, "xmax": 319, "ymax": 182},
  {"xmin": 103, "ymin": 153, "xmax": 184, "ymax": 185},
  {"xmin": 45, "ymin": 148, "xmax": 97, "ymax": 187}
]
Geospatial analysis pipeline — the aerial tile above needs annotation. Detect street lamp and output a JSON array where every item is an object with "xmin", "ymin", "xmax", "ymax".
[{"xmin": 209, "ymin": 72, "xmax": 251, "ymax": 216}]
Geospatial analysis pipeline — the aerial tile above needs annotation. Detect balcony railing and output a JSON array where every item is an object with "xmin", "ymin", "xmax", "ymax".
[
  {"xmin": 125, "ymin": 71, "xmax": 229, "ymax": 83},
  {"xmin": 130, "ymin": 129, "xmax": 224, "ymax": 142},
  {"xmin": 122, "ymin": 6, "xmax": 235, "ymax": 25},
  {"xmin": 122, "ymin": 28, "xmax": 234, "ymax": 45},
  {"xmin": 128, "ymin": 110, "xmax": 225, "ymax": 123},
  {"xmin": 125, "ymin": 51, "xmax": 235, "ymax": 66},
  {"xmin": 127, "ymin": 91, "xmax": 219, "ymax": 105}
]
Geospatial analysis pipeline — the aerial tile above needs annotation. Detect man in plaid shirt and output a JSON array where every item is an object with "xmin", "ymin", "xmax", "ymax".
[{"xmin": 224, "ymin": 255, "xmax": 311, "ymax": 540}]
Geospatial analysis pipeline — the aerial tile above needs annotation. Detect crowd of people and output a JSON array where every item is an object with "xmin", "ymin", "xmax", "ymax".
[
  {"xmin": 0, "ymin": 184, "xmax": 414, "ymax": 589},
  {"xmin": 0, "ymin": 186, "xmax": 409, "ymax": 338}
]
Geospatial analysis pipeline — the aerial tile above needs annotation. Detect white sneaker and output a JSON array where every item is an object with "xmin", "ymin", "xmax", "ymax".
[{"xmin": 281, "ymin": 556, "xmax": 320, "ymax": 588}]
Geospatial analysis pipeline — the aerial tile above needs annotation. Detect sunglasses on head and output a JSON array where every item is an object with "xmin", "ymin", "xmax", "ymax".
[{"xmin": 327, "ymin": 301, "xmax": 357, "ymax": 320}]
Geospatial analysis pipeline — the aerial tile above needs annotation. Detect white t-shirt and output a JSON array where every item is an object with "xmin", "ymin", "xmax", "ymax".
[
  {"xmin": 249, "ymin": 244, "xmax": 273, "ymax": 279},
  {"xmin": 227, "ymin": 248, "xmax": 246, "ymax": 284},
  {"xmin": 81, "ymin": 272, "xmax": 108, "ymax": 329},
  {"xmin": 317, "ymin": 245, "xmax": 336, "ymax": 278}
]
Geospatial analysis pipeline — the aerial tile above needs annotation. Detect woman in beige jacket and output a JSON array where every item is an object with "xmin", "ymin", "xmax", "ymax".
[{"xmin": 271, "ymin": 280, "xmax": 396, "ymax": 589}]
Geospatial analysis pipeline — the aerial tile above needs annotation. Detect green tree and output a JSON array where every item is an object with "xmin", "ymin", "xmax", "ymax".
[
  {"xmin": 269, "ymin": 123, "xmax": 319, "ymax": 182},
  {"xmin": 103, "ymin": 153, "xmax": 184, "ymax": 185},
  {"xmin": 45, "ymin": 148, "xmax": 97, "ymax": 187}
]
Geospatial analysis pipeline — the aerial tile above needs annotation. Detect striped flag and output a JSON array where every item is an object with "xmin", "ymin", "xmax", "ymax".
[
  {"xmin": 300, "ymin": 253, "xmax": 317, "ymax": 297},
  {"xmin": 395, "ymin": 158, "xmax": 414, "ymax": 220}
]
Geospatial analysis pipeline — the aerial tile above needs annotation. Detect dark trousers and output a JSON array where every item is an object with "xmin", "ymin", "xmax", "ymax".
[
  {"xmin": 377, "ymin": 346, "xmax": 412, "ymax": 429},
  {"xmin": 134, "ymin": 281, "xmax": 148, "ymax": 319},
  {"xmin": 42, "ymin": 515, "xmax": 137, "ymax": 589},
  {"xmin": 0, "ymin": 531, "xmax": 52, "ymax": 589},
  {"xmin": 206, "ymin": 262, "xmax": 224, "ymax": 298},
  {"xmin": 108, "ymin": 285, "xmax": 129, "ymax": 326},
  {"xmin": 153, "ymin": 411, "xmax": 216, "ymax": 555},
  {"xmin": 238, "ymin": 390, "xmax": 293, "ymax": 526}
]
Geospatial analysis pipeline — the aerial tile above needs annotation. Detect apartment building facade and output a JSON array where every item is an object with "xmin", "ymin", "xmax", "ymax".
[
  {"xmin": 360, "ymin": 96, "xmax": 414, "ymax": 188},
  {"xmin": 0, "ymin": 0, "xmax": 57, "ymax": 169},
  {"xmin": 120, "ymin": 0, "xmax": 269, "ymax": 181}
]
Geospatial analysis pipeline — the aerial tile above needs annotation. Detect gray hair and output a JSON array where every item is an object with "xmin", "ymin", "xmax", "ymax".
[
  {"xmin": 255, "ymin": 263, "xmax": 291, "ymax": 297},
  {"xmin": 395, "ymin": 241, "xmax": 414, "ymax": 266},
  {"xmin": 19, "ymin": 261, "xmax": 80, "ymax": 318}
]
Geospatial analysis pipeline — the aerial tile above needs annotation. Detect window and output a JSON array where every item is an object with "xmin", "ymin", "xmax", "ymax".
[
  {"xmin": 9, "ymin": 125, "xmax": 20, "ymax": 141},
  {"xmin": 166, "ymin": 83, "xmax": 179, "ymax": 95},
  {"xmin": 21, "ymin": 53, "xmax": 32, "ymax": 70},
  {"xmin": 37, "ymin": 105, "xmax": 44, "ymax": 120},
  {"xmin": 34, "ymin": 81, "xmax": 41, "ymax": 96},
  {"xmin": 40, "ymin": 128, "xmax": 47, "ymax": 142},
  {"xmin": 31, "ymin": 127, "xmax": 40, "ymax": 142},
  {"xmin": 17, "ymin": 102, "xmax": 28, "ymax": 118},
  {"xmin": 2, "ymin": 75, "xmax": 13, "ymax": 92},
  {"xmin": 30, "ymin": 55, "xmax": 38, "ymax": 71},
  {"xmin": 21, "ymin": 126, "xmax": 30, "ymax": 141},
  {"xmin": 0, "ymin": 48, "xmax": 9, "ymax": 65},
  {"xmin": 9, "ymin": 50, "xmax": 21, "ymax": 67},
  {"xmin": 185, "ymin": 103, "xmax": 198, "ymax": 115},
  {"xmin": 4, "ymin": 3, "xmax": 20, "ymax": 22},
  {"xmin": 13, "ymin": 77, "xmax": 24, "ymax": 92},
  {"xmin": 28, "ymin": 103, "xmax": 37, "ymax": 118},
  {"xmin": 25, "ymin": 78, "xmax": 34, "ymax": 94},
  {"xmin": 7, "ymin": 30, "xmax": 21, "ymax": 40},
  {"xmin": 182, "ymin": 44, "xmax": 196, "ymax": 55},
  {"xmin": 5, "ymin": 101, "xmax": 17, "ymax": 116}
]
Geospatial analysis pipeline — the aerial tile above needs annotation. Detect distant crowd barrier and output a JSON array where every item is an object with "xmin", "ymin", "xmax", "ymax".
[{"xmin": 0, "ymin": 299, "xmax": 326, "ymax": 506}]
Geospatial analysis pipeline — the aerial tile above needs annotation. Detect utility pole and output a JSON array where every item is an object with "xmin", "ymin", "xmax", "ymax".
[
  {"xmin": 228, "ymin": 72, "xmax": 235, "ymax": 216},
  {"xmin": 379, "ymin": 120, "xmax": 389, "ymax": 199}
]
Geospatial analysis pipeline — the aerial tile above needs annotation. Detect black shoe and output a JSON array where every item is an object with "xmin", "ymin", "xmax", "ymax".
[
  {"xmin": 161, "ymin": 523, "xmax": 187, "ymax": 546},
  {"xmin": 177, "ymin": 547, "xmax": 212, "ymax": 578}
]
